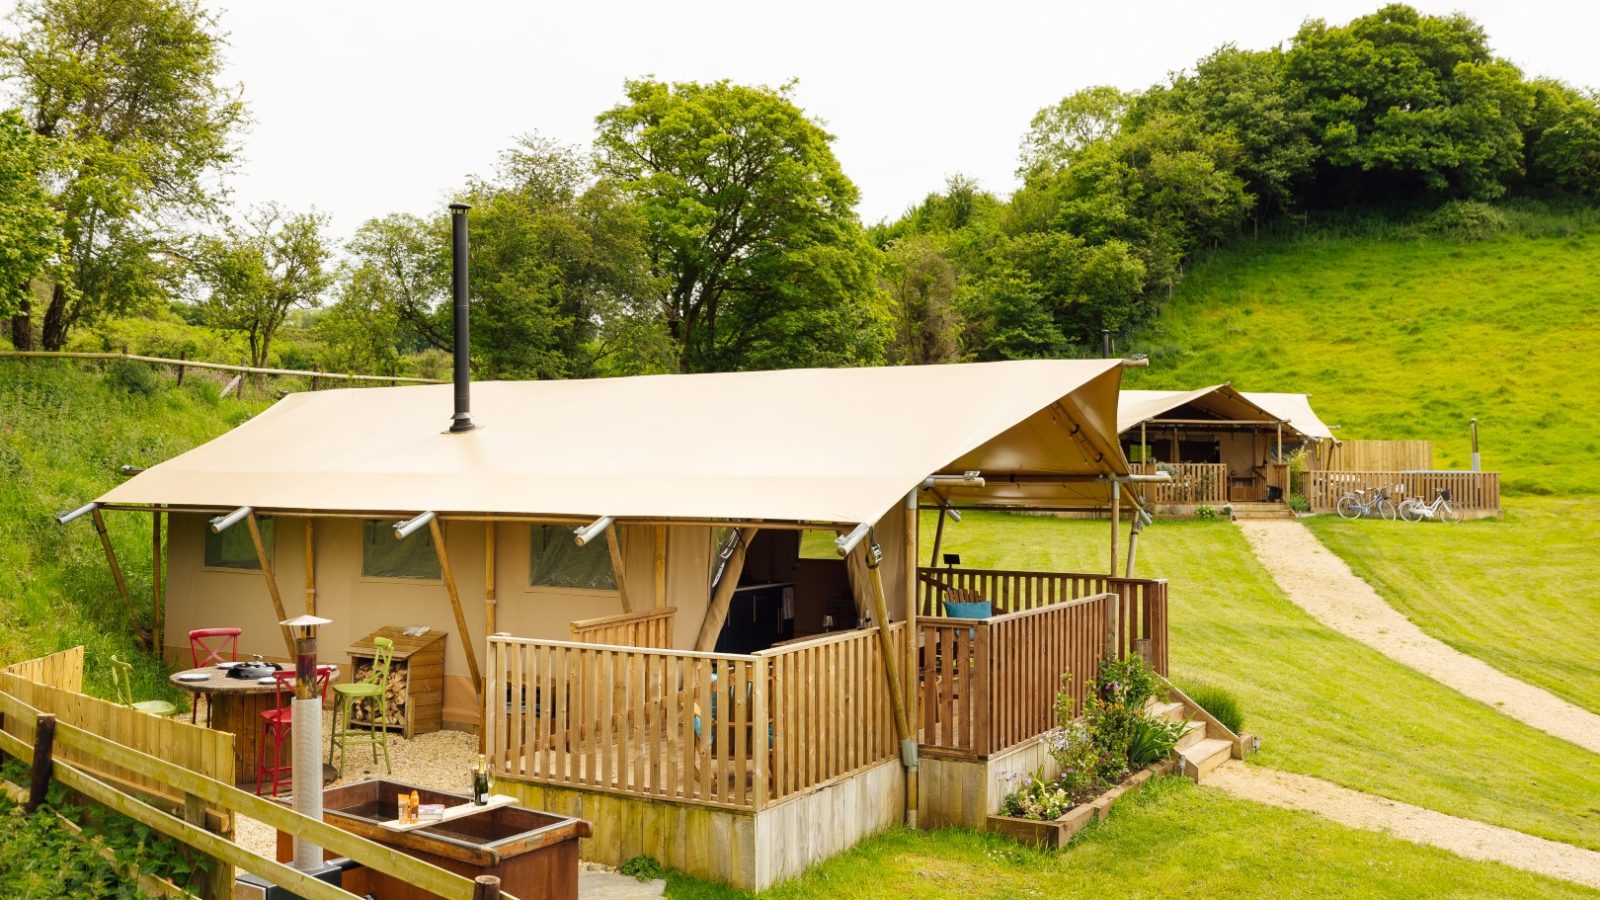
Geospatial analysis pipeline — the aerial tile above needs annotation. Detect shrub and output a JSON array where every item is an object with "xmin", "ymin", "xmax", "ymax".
[
  {"xmin": 1195, "ymin": 505, "xmax": 1217, "ymax": 521},
  {"xmin": 1288, "ymin": 493, "xmax": 1311, "ymax": 513},
  {"xmin": 105, "ymin": 359, "xmax": 161, "ymax": 396},
  {"xmin": 1128, "ymin": 715, "xmax": 1187, "ymax": 767},
  {"xmin": 1181, "ymin": 680, "xmax": 1245, "ymax": 734},
  {"xmin": 619, "ymin": 855, "xmax": 665, "ymax": 882},
  {"xmin": 1422, "ymin": 200, "xmax": 1509, "ymax": 242}
]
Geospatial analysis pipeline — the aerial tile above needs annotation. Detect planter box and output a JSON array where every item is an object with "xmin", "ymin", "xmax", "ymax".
[{"xmin": 985, "ymin": 758, "xmax": 1176, "ymax": 848}]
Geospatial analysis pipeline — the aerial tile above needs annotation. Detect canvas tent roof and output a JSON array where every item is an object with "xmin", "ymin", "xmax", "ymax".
[
  {"xmin": 1240, "ymin": 392, "xmax": 1336, "ymax": 442},
  {"xmin": 1116, "ymin": 385, "xmax": 1286, "ymax": 433},
  {"xmin": 97, "ymin": 360, "xmax": 1132, "ymax": 527}
]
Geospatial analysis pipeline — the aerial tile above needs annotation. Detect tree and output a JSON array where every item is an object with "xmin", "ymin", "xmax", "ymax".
[
  {"xmin": 595, "ymin": 78, "xmax": 889, "ymax": 372},
  {"xmin": 194, "ymin": 206, "xmax": 332, "ymax": 368},
  {"xmin": 0, "ymin": 108, "xmax": 67, "ymax": 337},
  {"xmin": 1018, "ymin": 86, "xmax": 1133, "ymax": 178},
  {"xmin": 1286, "ymin": 4, "xmax": 1532, "ymax": 198},
  {"xmin": 1525, "ymin": 81, "xmax": 1600, "ymax": 197},
  {"xmin": 882, "ymin": 237, "xmax": 961, "ymax": 365},
  {"xmin": 0, "ymin": 0, "xmax": 245, "ymax": 348}
]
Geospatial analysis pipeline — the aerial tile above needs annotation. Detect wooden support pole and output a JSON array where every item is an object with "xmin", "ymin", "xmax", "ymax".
[
  {"xmin": 27, "ymin": 713, "xmax": 55, "ymax": 813},
  {"xmin": 428, "ymin": 518, "xmax": 483, "ymax": 698},
  {"xmin": 653, "ymin": 525, "xmax": 668, "ymax": 610},
  {"xmin": 604, "ymin": 527, "xmax": 632, "ymax": 613},
  {"xmin": 694, "ymin": 527, "xmax": 757, "ymax": 651},
  {"xmin": 484, "ymin": 521, "xmax": 497, "ymax": 635},
  {"xmin": 1140, "ymin": 421, "xmax": 1150, "ymax": 508},
  {"xmin": 928, "ymin": 505, "xmax": 946, "ymax": 570},
  {"xmin": 246, "ymin": 512, "xmax": 296, "ymax": 659},
  {"xmin": 151, "ymin": 509, "xmax": 163, "ymax": 655},
  {"xmin": 863, "ymin": 541, "xmax": 916, "ymax": 828},
  {"xmin": 303, "ymin": 518, "xmax": 316, "ymax": 615},
  {"xmin": 901, "ymin": 491, "xmax": 918, "ymax": 809},
  {"xmin": 90, "ymin": 508, "xmax": 134, "ymax": 618}
]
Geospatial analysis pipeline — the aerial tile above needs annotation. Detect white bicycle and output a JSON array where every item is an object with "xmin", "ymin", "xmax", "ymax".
[{"xmin": 1399, "ymin": 488, "xmax": 1462, "ymax": 524}]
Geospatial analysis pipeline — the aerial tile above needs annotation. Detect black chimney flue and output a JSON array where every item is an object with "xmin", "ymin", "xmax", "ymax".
[{"xmin": 448, "ymin": 203, "xmax": 474, "ymax": 433}]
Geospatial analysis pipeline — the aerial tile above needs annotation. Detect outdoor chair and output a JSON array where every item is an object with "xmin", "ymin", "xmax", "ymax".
[
  {"xmin": 258, "ymin": 665, "xmax": 336, "ymax": 797},
  {"xmin": 188, "ymin": 627, "xmax": 242, "ymax": 724},
  {"xmin": 328, "ymin": 637, "xmax": 393, "ymax": 776},
  {"xmin": 109, "ymin": 655, "xmax": 177, "ymax": 718}
]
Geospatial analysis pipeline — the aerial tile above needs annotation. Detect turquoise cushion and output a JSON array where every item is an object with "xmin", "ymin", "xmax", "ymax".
[{"xmin": 943, "ymin": 600, "xmax": 992, "ymax": 619}]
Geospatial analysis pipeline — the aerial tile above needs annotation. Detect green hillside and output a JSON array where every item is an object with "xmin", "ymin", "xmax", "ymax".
[
  {"xmin": 0, "ymin": 360, "xmax": 266, "ymax": 700},
  {"xmin": 1129, "ymin": 204, "xmax": 1600, "ymax": 496}
]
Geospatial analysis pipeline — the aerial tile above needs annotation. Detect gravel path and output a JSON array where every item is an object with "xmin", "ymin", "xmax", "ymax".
[
  {"xmin": 1236, "ymin": 519, "xmax": 1600, "ymax": 755},
  {"xmin": 1208, "ymin": 761, "xmax": 1600, "ymax": 889}
]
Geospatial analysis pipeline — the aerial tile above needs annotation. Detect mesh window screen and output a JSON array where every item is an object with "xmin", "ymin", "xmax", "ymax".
[
  {"xmin": 530, "ymin": 525, "xmax": 616, "ymax": 590},
  {"xmin": 204, "ymin": 517, "xmax": 271, "ymax": 569},
  {"xmin": 362, "ymin": 520, "xmax": 441, "ymax": 579}
]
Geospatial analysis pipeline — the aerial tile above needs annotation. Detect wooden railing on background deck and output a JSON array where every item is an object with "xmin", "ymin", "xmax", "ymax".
[
  {"xmin": 917, "ymin": 568, "xmax": 1168, "ymax": 677},
  {"xmin": 918, "ymin": 595, "xmax": 1109, "ymax": 759},
  {"xmin": 755, "ymin": 626, "xmax": 903, "ymax": 804},
  {"xmin": 1144, "ymin": 462, "xmax": 1228, "ymax": 504},
  {"xmin": 569, "ymin": 607, "xmax": 677, "ymax": 649},
  {"xmin": 1307, "ymin": 470, "xmax": 1501, "ymax": 513},
  {"xmin": 486, "ymin": 636, "xmax": 766, "ymax": 810}
]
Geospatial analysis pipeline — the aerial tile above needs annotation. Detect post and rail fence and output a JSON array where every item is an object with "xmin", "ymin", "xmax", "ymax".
[
  {"xmin": 0, "ymin": 349, "xmax": 444, "ymax": 389},
  {"xmin": 0, "ymin": 648, "xmax": 496, "ymax": 900},
  {"xmin": 1306, "ymin": 469, "xmax": 1501, "ymax": 515}
]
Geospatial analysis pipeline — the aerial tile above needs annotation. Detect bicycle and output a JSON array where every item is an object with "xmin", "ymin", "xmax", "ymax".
[
  {"xmin": 1335, "ymin": 484, "xmax": 1398, "ymax": 520},
  {"xmin": 1399, "ymin": 488, "xmax": 1462, "ymax": 524}
]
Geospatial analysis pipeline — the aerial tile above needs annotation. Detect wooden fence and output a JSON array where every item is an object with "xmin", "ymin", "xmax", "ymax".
[
  {"xmin": 918, "ymin": 594, "xmax": 1109, "ymax": 759},
  {"xmin": 1146, "ymin": 463, "xmax": 1228, "ymax": 505},
  {"xmin": 568, "ymin": 607, "xmax": 676, "ymax": 649},
  {"xmin": 0, "ymin": 350, "xmax": 443, "ymax": 386},
  {"xmin": 0, "ymin": 650, "xmax": 493, "ymax": 900},
  {"xmin": 1307, "ymin": 470, "xmax": 1501, "ymax": 513},
  {"xmin": 2, "ymin": 644, "xmax": 85, "ymax": 690},
  {"xmin": 485, "ymin": 626, "xmax": 906, "ymax": 812},
  {"xmin": 1324, "ymin": 440, "xmax": 1433, "ymax": 472},
  {"xmin": 916, "ymin": 567, "xmax": 1169, "ymax": 676}
]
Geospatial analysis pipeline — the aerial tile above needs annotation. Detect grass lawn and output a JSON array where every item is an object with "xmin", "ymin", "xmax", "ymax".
[
  {"xmin": 919, "ymin": 510, "xmax": 1600, "ymax": 851},
  {"xmin": 1307, "ymin": 497, "xmax": 1600, "ymax": 717},
  {"xmin": 1128, "ymin": 209, "xmax": 1600, "ymax": 497},
  {"xmin": 664, "ymin": 777, "xmax": 1599, "ymax": 899}
]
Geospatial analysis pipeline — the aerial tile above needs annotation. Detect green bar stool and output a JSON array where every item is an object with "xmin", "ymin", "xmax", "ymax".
[
  {"xmin": 329, "ymin": 636, "xmax": 393, "ymax": 776},
  {"xmin": 109, "ymin": 656, "xmax": 177, "ymax": 717}
]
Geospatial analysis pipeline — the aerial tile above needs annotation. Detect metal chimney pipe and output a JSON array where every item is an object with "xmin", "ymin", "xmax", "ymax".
[
  {"xmin": 1101, "ymin": 329, "xmax": 1112, "ymax": 358},
  {"xmin": 449, "ymin": 203, "xmax": 475, "ymax": 433}
]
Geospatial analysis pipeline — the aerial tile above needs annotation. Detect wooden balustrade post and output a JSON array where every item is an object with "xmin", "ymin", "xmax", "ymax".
[
  {"xmin": 27, "ymin": 713, "xmax": 55, "ymax": 812},
  {"xmin": 473, "ymin": 874, "xmax": 502, "ymax": 899}
]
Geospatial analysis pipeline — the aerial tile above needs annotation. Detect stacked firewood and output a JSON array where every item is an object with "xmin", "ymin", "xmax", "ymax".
[{"xmin": 350, "ymin": 661, "xmax": 408, "ymax": 727}]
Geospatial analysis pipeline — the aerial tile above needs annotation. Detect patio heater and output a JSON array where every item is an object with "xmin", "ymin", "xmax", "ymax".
[{"xmin": 280, "ymin": 613, "xmax": 332, "ymax": 871}]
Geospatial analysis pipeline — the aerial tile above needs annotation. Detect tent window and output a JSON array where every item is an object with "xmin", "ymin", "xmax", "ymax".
[
  {"xmin": 530, "ymin": 525, "xmax": 616, "ymax": 590},
  {"xmin": 204, "ymin": 517, "xmax": 271, "ymax": 570},
  {"xmin": 362, "ymin": 520, "xmax": 441, "ymax": 580}
]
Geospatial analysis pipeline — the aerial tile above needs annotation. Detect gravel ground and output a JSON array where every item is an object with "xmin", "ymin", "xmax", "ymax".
[
  {"xmin": 1236, "ymin": 519, "xmax": 1600, "ymax": 754},
  {"xmin": 1209, "ymin": 761, "xmax": 1600, "ymax": 889}
]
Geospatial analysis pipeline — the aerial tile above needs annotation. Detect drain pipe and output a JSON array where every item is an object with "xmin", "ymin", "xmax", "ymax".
[{"xmin": 862, "ymin": 531, "xmax": 918, "ymax": 828}]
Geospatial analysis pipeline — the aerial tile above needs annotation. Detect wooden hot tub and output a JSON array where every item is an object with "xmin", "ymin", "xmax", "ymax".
[{"xmin": 276, "ymin": 779, "xmax": 590, "ymax": 900}]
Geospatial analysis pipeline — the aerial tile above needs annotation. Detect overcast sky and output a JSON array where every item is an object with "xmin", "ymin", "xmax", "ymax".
[{"xmin": 10, "ymin": 1, "xmax": 1600, "ymax": 238}]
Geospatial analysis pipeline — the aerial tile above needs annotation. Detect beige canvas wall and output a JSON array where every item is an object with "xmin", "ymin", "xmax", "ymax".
[{"xmin": 163, "ymin": 502, "xmax": 914, "ymax": 727}]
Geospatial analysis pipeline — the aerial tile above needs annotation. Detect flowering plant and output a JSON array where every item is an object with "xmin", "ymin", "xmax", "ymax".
[{"xmin": 998, "ymin": 766, "xmax": 1076, "ymax": 821}]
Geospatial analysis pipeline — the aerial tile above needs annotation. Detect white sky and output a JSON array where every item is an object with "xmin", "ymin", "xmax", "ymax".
[{"xmin": 8, "ymin": 1, "xmax": 1600, "ymax": 238}]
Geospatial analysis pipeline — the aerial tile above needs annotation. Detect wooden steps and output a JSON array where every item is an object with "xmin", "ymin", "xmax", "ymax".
[
  {"xmin": 1226, "ymin": 502, "xmax": 1296, "ymax": 521},
  {"xmin": 1178, "ymin": 738, "xmax": 1233, "ymax": 781}
]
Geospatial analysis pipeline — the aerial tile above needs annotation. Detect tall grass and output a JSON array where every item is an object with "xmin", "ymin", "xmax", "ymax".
[{"xmin": 0, "ymin": 361, "xmax": 266, "ymax": 702}]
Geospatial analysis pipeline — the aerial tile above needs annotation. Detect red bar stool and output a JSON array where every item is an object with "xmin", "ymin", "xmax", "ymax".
[
  {"xmin": 257, "ymin": 665, "xmax": 335, "ymax": 798},
  {"xmin": 188, "ymin": 627, "xmax": 242, "ymax": 724}
]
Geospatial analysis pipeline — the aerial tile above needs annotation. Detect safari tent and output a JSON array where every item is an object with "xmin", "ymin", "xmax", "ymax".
[{"xmin": 86, "ymin": 358, "xmax": 1173, "ymax": 888}]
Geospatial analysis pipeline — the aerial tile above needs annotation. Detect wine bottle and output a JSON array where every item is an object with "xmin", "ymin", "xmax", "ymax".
[{"xmin": 473, "ymin": 753, "xmax": 489, "ymax": 805}]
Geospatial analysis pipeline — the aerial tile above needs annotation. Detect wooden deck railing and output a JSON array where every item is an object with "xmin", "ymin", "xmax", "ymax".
[
  {"xmin": 569, "ymin": 607, "xmax": 677, "ymax": 649},
  {"xmin": 756, "ymin": 626, "xmax": 903, "ymax": 803},
  {"xmin": 485, "ymin": 626, "xmax": 906, "ymax": 812},
  {"xmin": 917, "ymin": 567, "xmax": 1168, "ymax": 676},
  {"xmin": 918, "ymin": 594, "xmax": 1109, "ymax": 758},
  {"xmin": 1145, "ymin": 462, "xmax": 1228, "ymax": 505},
  {"xmin": 1306, "ymin": 470, "xmax": 1501, "ymax": 513}
]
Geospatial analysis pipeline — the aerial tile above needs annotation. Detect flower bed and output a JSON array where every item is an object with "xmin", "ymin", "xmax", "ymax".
[{"xmin": 987, "ymin": 758, "xmax": 1175, "ymax": 848}]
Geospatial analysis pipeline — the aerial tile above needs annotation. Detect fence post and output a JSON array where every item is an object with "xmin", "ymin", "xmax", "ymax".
[
  {"xmin": 473, "ymin": 874, "xmax": 502, "ymax": 899},
  {"xmin": 176, "ymin": 349, "xmax": 187, "ymax": 386},
  {"xmin": 27, "ymin": 713, "xmax": 56, "ymax": 812},
  {"xmin": 182, "ymin": 791, "xmax": 232, "ymax": 900}
]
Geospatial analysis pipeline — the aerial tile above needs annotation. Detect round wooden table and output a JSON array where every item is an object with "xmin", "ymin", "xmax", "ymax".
[{"xmin": 169, "ymin": 665, "xmax": 337, "ymax": 788}]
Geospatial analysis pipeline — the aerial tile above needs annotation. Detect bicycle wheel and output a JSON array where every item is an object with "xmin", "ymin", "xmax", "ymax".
[
  {"xmin": 1336, "ymin": 495, "xmax": 1362, "ymax": 520},
  {"xmin": 1398, "ymin": 499, "xmax": 1423, "ymax": 523},
  {"xmin": 1440, "ymin": 502, "xmax": 1463, "ymax": 525},
  {"xmin": 1377, "ymin": 498, "xmax": 1397, "ymax": 521}
]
